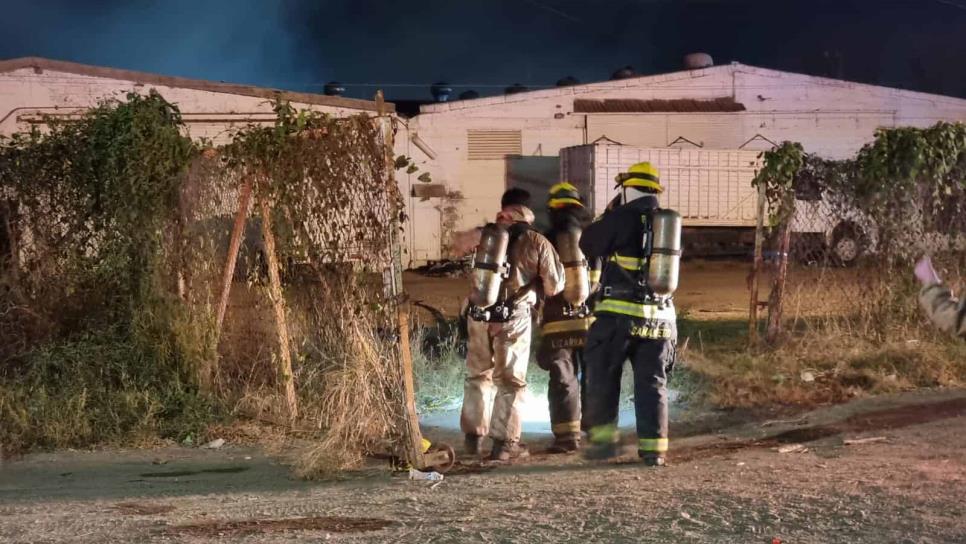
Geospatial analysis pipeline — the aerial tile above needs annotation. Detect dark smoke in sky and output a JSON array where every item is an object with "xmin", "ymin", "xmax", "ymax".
[{"xmin": 0, "ymin": 0, "xmax": 963, "ymax": 100}]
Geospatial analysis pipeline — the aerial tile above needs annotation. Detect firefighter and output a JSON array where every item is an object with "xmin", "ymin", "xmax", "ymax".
[
  {"xmin": 460, "ymin": 188, "xmax": 565, "ymax": 462},
  {"xmin": 915, "ymin": 256, "xmax": 965, "ymax": 338},
  {"xmin": 536, "ymin": 182, "xmax": 601, "ymax": 453},
  {"xmin": 579, "ymin": 162, "xmax": 679, "ymax": 467}
]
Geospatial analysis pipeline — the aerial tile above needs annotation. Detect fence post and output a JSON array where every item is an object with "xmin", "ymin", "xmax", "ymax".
[
  {"xmin": 209, "ymin": 176, "xmax": 253, "ymax": 388},
  {"xmin": 376, "ymin": 90, "xmax": 424, "ymax": 465},
  {"xmin": 766, "ymin": 207, "xmax": 793, "ymax": 343},
  {"xmin": 749, "ymin": 184, "xmax": 766, "ymax": 344},
  {"xmin": 259, "ymin": 198, "xmax": 298, "ymax": 422}
]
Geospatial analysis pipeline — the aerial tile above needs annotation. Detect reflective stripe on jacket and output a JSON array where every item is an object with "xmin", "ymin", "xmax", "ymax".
[{"xmin": 580, "ymin": 194, "xmax": 676, "ymax": 339}]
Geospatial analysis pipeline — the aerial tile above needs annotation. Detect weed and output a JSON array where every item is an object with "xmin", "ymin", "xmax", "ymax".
[{"xmin": 0, "ymin": 328, "xmax": 214, "ymax": 453}]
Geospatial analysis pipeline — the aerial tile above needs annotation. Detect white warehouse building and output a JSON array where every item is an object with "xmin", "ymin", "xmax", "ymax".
[
  {"xmin": 400, "ymin": 60, "xmax": 966, "ymax": 265},
  {"xmin": 0, "ymin": 57, "xmax": 390, "ymax": 142}
]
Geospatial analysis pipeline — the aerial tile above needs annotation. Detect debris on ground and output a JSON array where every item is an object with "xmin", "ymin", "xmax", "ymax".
[
  {"xmin": 777, "ymin": 444, "xmax": 808, "ymax": 454},
  {"xmin": 111, "ymin": 503, "xmax": 177, "ymax": 516},
  {"xmin": 409, "ymin": 468, "xmax": 444, "ymax": 481},
  {"xmin": 411, "ymin": 260, "xmax": 470, "ymax": 277},
  {"xmin": 760, "ymin": 417, "xmax": 808, "ymax": 428},
  {"xmin": 166, "ymin": 516, "xmax": 392, "ymax": 537},
  {"xmin": 680, "ymin": 511, "xmax": 706, "ymax": 526},
  {"xmin": 201, "ymin": 438, "xmax": 226, "ymax": 450},
  {"xmin": 844, "ymin": 436, "xmax": 888, "ymax": 446}
]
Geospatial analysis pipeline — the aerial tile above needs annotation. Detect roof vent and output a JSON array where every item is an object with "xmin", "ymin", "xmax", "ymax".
[
  {"xmin": 683, "ymin": 53, "xmax": 714, "ymax": 70},
  {"xmin": 430, "ymin": 81, "xmax": 453, "ymax": 102},
  {"xmin": 323, "ymin": 81, "xmax": 345, "ymax": 96},
  {"xmin": 610, "ymin": 66, "xmax": 637, "ymax": 80}
]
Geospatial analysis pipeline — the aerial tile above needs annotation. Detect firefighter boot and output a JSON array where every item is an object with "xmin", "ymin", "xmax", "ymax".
[
  {"xmin": 639, "ymin": 451, "xmax": 666, "ymax": 467},
  {"xmin": 489, "ymin": 440, "xmax": 530, "ymax": 462},
  {"xmin": 464, "ymin": 434, "xmax": 485, "ymax": 456},
  {"xmin": 546, "ymin": 434, "xmax": 581, "ymax": 454},
  {"xmin": 583, "ymin": 442, "xmax": 619, "ymax": 461}
]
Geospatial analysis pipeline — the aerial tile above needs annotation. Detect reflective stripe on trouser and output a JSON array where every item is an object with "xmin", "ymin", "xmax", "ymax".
[
  {"xmin": 460, "ymin": 312, "xmax": 532, "ymax": 442},
  {"xmin": 536, "ymin": 342, "xmax": 583, "ymax": 438},
  {"xmin": 583, "ymin": 314, "xmax": 674, "ymax": 451},
  {"xmin": 638, "ymin": 438, "xmax": 669, "ymax": 453},
  {"xmin": 595, "ymin": 298, "xmax": 676, "ymax": 339}
]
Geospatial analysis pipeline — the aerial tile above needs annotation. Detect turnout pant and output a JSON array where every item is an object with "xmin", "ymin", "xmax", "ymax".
[
  {"xmin": 460, "ymin": 309, "xmax": 532, "ymax": 443},
  {"xmin": 583, "ymin": 314, "xmax": 674, "ymax": 455},
  {"xmin": 536, "ymin": 344, "xmax": 583, "ymax": 438}
]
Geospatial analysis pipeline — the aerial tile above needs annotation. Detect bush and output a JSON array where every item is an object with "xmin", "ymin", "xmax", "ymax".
[{"xmin": 0, "ymin": 329, "xmax": 214, "ymax": 452}]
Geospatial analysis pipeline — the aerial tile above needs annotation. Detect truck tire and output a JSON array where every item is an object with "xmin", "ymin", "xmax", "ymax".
[{"xmin": 829, "ymin": 222, "xmax": 868, "ymax": 267}]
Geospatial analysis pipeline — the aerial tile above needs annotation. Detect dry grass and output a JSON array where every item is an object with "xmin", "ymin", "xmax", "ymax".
[
  {"xmin": 680, "ymin": 317, "xmax": 966, "ymax": 409},
  {"xmin": 292, "ymin": 303, "xmax": 406, "ymax": 478}
]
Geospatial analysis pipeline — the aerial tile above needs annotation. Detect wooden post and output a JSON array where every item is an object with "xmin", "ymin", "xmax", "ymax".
[
  {"xmin": 375, "ymin": 91, "xmax": 441, "ymax": 467},
  {"xmin": 749, "ymin": 184, "xmax": 767, "ymax": 345},
  {"xmin": 766, "ymin": 218, "xmax": 792, "ymax": 343},
  {"xmin": 375, "ymin": 90, "xmax": 404, "ymax": 297},
  {"xmin": 204, "ymin": 177, "xmax": 253, "ymax": 389},
  {"xmin": 215, "ymin": 178, "xmax": 253, "ymax": 334},
  {"xmin": 397, "ymin": 307, "xmax": 425, "ymax": 466},
  {"xmin": 259, "ymin": 198, "xmax": 298, "ymax": 422}
]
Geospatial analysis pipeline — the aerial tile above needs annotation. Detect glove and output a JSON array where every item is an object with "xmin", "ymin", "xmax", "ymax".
[
  {"xmin": 914, "ymin": 256, "xmax": 941, "ymax": 286},
  {"xmin": 664, "ymin": 341, "xmax": 677, "ymax": 377}
]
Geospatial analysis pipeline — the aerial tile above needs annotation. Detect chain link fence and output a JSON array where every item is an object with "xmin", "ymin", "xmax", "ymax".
[
  {"xmin": 751, "ymin": 131, "xmax": 966, "ymax": 344},
  {"xmin": 1, "ymin": 94, "xmax": 414, "ymax": 469}
]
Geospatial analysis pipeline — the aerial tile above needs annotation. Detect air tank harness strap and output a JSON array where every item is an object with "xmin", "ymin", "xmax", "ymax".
[
  {"xmin": 474, "ymin": 261, "xmax": 509, "ymax": 274},
  {"xmin": 595, "ymin": 299, "xmax": 676, "ymax": 321}
]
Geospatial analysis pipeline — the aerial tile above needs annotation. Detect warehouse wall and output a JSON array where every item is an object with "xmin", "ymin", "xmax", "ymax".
[
  {"xmin": 408, "ymin": 64, "xmax": 966, "ymax": 263},
  {"xmin": 0, "ymin": 67, "xmax": 364, "ymax": 143}
]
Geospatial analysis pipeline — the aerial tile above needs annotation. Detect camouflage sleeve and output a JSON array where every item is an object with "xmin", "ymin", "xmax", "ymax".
[{"xmin": 918, "ymin": 284, "xmax": 966, "ymax": 339}]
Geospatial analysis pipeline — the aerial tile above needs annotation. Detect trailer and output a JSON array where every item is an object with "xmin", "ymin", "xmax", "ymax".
[{"xmin": 560, "ymin": 141, "xmax": 764, "ymax": 256}]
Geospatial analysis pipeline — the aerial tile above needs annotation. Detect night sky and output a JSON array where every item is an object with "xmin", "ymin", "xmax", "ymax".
[{"xmin": 1, "ymin": 0, "xmax": 964, "ymax": 100}]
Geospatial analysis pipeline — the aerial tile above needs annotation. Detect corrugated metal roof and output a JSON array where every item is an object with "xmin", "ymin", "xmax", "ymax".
[
  {"xmin": 574, "ymin": 97, "xmax": 746, "ymax": 113},
  {"xmin": 0, "ymin": 57, "xmax": 390, "ymax": 113}
]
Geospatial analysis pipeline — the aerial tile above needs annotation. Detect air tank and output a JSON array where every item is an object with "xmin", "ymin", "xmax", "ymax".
[
  {"xmin": 556, "ymin": 227, "xmax": 589, "ymax": 306},
  {"xmin": 647, "ymin": 209, "xmax": 682, "ymax": 296},
  {"xmin": 469, "ymin": 223, "xmax": 510, "ymax": 308}
]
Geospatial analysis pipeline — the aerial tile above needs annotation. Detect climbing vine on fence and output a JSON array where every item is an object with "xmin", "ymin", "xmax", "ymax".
[
  {"xmin": 0, "ymin": 91, "xmax": 212, "ymax": 451},
  {"xmin": 752, "ymin": 141, "xmax": 804, "ymax": 225},
  {"xmin": 0, "ymin": 92, "xmax": 409, "ymax": 460},
  {"xmin": 0, "ymin": 90, "xmax": 196, "ymax": 350},
  {"xmin": 223, "ymin": 101, "xmax": 400, "ymax": 271}
]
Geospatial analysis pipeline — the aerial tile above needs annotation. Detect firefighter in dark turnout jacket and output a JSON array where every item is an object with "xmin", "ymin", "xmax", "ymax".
[
  {"xmin": 536, "ymin": 183, "xmax": 601, "ymax": 453},
  {"xmin": 579, "ymin": 162, "xmax": 679, "ymax": 467}
]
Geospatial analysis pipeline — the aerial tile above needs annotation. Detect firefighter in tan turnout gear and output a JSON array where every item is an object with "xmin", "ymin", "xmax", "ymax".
[
  {"xmin": 461, "ymin": 188, "xmax": 565, "ymax": 462},
  {"xmin": 579, "ymin": 162, "xmax": 682, "ymax": 467},
  {"xmin": 536, "ymin": 183, "xmax": 601, "ymax": 453}
]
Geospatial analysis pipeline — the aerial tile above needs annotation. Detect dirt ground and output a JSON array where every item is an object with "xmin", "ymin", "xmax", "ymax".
[
  {"xmin": 2, "ymin": 388, "xmax": 964, "ymax": 543},
  {"xmin": 405, "ymin": 259, "xmax": 856, "ymax": 323}
]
